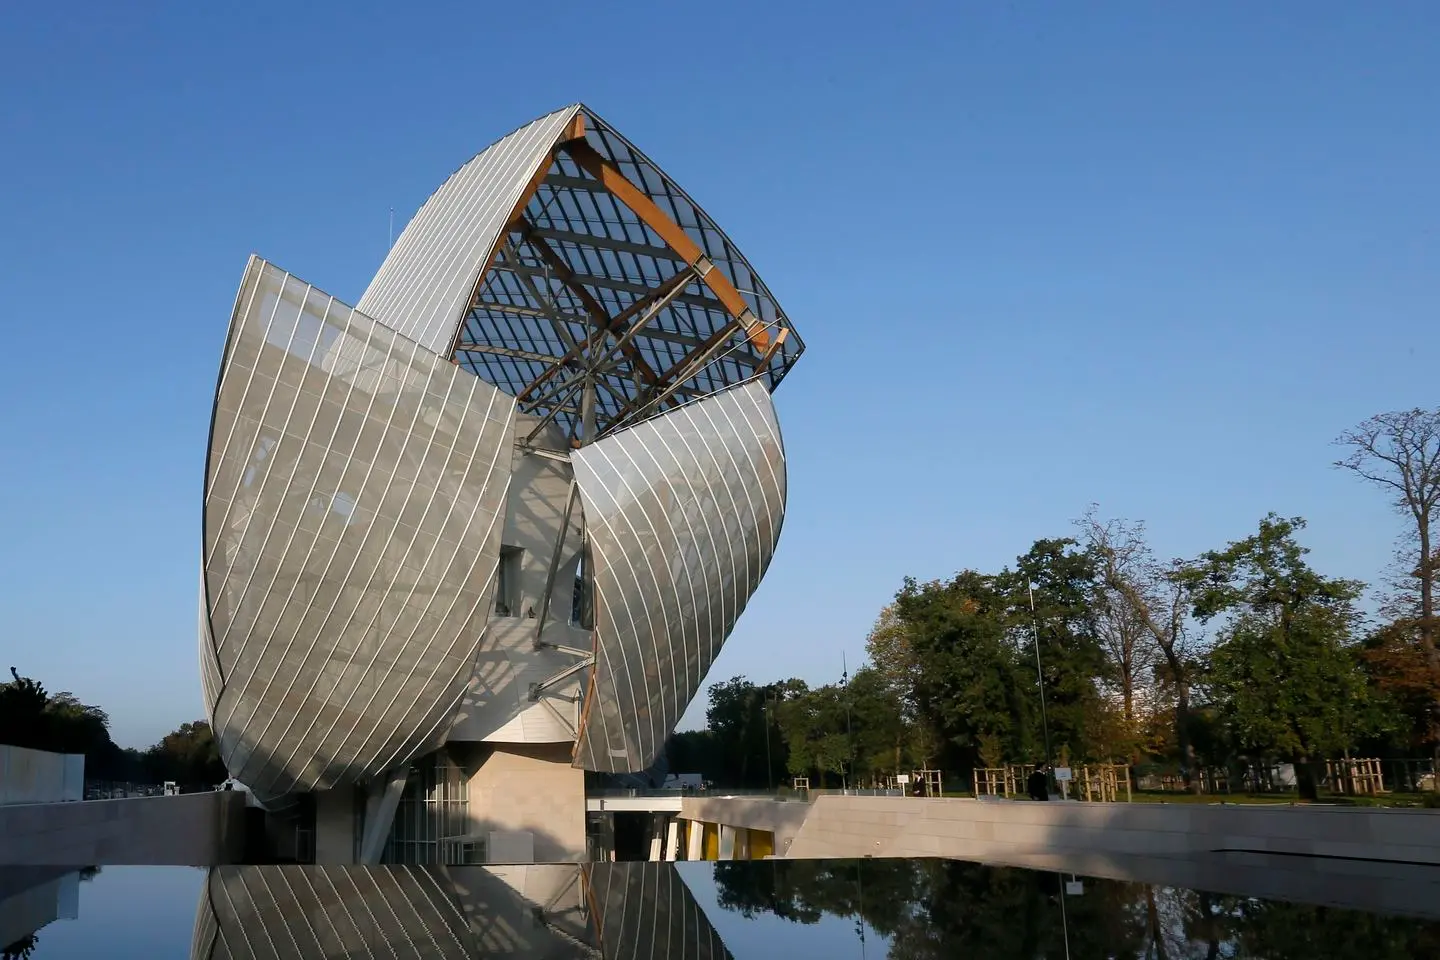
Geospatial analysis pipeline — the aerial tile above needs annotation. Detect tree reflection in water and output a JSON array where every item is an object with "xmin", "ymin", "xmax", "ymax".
[
  {"xmin": 712, "ymin": 859, "xmax": 1440, "ymax": 959},
  {"xmin": 1, "ymin": 934, "xmax": 37, "ymax": 960}
]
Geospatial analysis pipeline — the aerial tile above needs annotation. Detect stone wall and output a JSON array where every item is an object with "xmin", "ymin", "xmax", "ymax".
[
  {"xmin": 0, "ymin": 791, "xmax": 246, "ymax": 865},
  {"xmin": 464, "ymin": 743, "xmax": 586, "ymax": 862},
  {"xmin": 680, "ymin": 794, "xmax": 1440, "ymax": 865},
  {"xmin": 0, "ymin": 746, "xmax": 83, "ymax": 806}
]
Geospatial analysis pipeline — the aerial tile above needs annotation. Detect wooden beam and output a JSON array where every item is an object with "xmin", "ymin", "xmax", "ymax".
[
  {"xmin": 560, "ymin": 112, "xmax": 586, "ymax": 143},
  {"xmin": 753, "ymin": 326, "xmax": 789, "ymax": 369},
  {"xmin": 559, "ymin": 139, "xmax": 772, "ymax": 353}
]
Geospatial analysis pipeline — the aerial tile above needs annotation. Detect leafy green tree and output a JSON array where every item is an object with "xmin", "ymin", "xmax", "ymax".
[
  {"xmin": 1185, "ymin": 515, "xmax": 1378, "ymax": 797},
  {"xmin": 698, "ymin": 676, "xmax": 804, "ymax": 787},
  {"xmin": 0, "ymin": 668, "xmax": 133, "ymax": 779},
  {"xmin": 0, "ymin": 667, "xmax": 51, "ymax": 749},
  {"xmin": 1000, "ymin": 538, "xmax": 1114, "ymax": 763},
  {"xmin": 846, "ymin": 666, "xmax": 909, "ymax": 779},
  {"xmin": 894, "ymin": 571, "xmax": 1036, "ymax": 770},
  {"xmin": 141, "ymin": 720, "xmax": 227, "ymax": 786}
]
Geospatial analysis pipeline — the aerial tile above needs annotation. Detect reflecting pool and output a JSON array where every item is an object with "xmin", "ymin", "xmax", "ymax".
[{"xmin": 4, "ymin": 857, "xmax": 1440, "ymax": 958}]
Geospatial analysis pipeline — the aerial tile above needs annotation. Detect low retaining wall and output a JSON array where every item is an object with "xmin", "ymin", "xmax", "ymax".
[
  {"xmin": 0, "ymin": 746, "xmax": 83, "ymax": 805},
  {"xmin": 0, "ymin": 791, "xmax": 247, "ymax": 865},
  {"xmin": 681, "ymin": 795, "xmax": 1440, "ymax": 865},
  {"xmin": 679, "ymin": 796, "xmax": 813, "ymax": 851}
]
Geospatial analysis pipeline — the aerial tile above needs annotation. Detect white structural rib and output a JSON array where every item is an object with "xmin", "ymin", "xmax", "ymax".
[
  {"xmin": 200, "ymin": 257, "xmax": 514, "ymax": 801},
  {"xmin": 571, "ymin": 380, "xmax": 786, "ymax": 772},
  {"xmin": 356, "ymin": 104, "xmax": 583, "ymax": 355}
]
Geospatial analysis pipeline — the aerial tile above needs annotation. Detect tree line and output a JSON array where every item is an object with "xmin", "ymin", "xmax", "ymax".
[
  {"xmin": 0, "ymin": 667, "xmax": 226, "ymax": 787},
  {"xmin": 668, "ymin": 408, "xmax": 1440, "ymax": 799}
]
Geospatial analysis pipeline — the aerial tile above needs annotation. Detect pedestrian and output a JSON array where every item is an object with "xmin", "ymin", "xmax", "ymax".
[{"xmin": 1026, "ymin": 765, "xmax": 1049, "ymax": 801}]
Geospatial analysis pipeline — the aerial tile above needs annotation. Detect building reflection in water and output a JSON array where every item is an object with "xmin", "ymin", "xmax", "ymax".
[
  {"xmin": 191, "ymin": 863, "xmax": 730, "ymax": 959},
  {"xmin": 0, "ymin": 868, "xmax": 81, "ymax": 960}
]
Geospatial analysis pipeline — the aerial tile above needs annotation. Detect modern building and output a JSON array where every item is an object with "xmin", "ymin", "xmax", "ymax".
[{"xmin": 198, "ymin": 104, "xmax": 804, "ymax": 863}]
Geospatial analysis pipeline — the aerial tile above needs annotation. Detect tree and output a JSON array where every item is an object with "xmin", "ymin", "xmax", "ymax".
[
  {"xmin": 0, "ymin": 668, "xmax": 132, "ymax": 779},
  {"xmin": 865, "ymin": 603, "xmax": 916, "ymax": 700},
  {"xmin": 0, "ymin": 667, "xmax": 51, "ymax": 750},
  {"xmin": 142, "ymin": 720, "xmax": 227, "ymax": 786},
  {"xmin": 1183, "ymin": 515, "xmax": 1375, "ymax": 798},
  {"xmin": 894, "ymin": 572, "xmax": 1036, "ymax": 771},
  {"xmin": 702, "ymin": 676, "xmax": 805, "ymax": 788},
  {"xmin": 999, "ymin": 538, "xmax": 1112, "ymax": 764},
  {"xmin": 1079, "ymin": 510, "xmax": 1206, "ymax": 789},
  {"xmin": 1336, "ymin": 408, "xmax": 1440, "ymax": 763}
]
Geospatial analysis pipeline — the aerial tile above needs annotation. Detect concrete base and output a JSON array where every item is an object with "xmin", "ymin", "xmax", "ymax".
[
  {"xmin": 0, "ymin": 792, "xmax": 246, "ymax": 866},
  {"xmin": 463, "ymin": 743, "xmax": 585, "ymax": 863}
]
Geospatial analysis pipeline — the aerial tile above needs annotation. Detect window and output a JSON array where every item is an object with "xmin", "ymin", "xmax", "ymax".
[
  {"xmin": 495, "ymin": 546, "xmax": 522, "ymax": 617},
  {"xmin": 571, "ymin": 541, "xmax": 594, "ymax": 629}
]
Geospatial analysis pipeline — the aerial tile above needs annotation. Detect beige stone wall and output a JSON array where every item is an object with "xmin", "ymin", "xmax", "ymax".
[
  {"xmin": 682, "ymin": 794, "xmax": 1440, "ymax": 866},
  {"xmin": 465, "ymin": 744, "xmax": 585, "ymax": 862},
  {"xmin": 0, "ymin": 792, "xmax": 246, "ymax": 866},
  {"xmin": 783, "ymin": 795, "xmax": 1440, "ymax": 864}
]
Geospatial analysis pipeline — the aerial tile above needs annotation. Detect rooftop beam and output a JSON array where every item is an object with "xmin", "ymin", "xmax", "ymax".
[
  {"xmin": 516, "ymin": 226, "xmax": 662, "ymax": 390},
  {"xmin": 559, "ymin": 139, "xmax": 772, "ymax": 355},
  {"xmin": 523, "ymin": 225, "xmax": 687, "ymax": 263},
  {"xmin": 453, "ymin": 342, "xmax": 566, "ymax": 364},
  {"xmin": 513, "ymin": 263, "xmax": 695, "ymax": 404},
  {"xmin": 494, "ymin": 262, "xmax": 722, "ymax": 311}
]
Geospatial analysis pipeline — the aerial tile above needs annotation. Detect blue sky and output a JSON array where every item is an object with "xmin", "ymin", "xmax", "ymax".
[{"xmin": 1, "ymin": 2, "xmax": 1436, "ymax": 747}]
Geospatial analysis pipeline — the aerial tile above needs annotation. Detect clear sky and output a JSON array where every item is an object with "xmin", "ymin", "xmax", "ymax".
[{"xmin": 2, "ymin": 2, "xmax": 1436, "ymax": 748}]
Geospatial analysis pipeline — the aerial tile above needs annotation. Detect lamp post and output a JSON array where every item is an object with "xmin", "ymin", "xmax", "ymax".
[
  {"xmin": 763, "ymin": 699, "xmax": 774, "ymax": 791},
  {"xmin": 842, "ymin": 653, "xmax": 854, "ymax": 791},
  {"xmin": 1028, "ymin": 582, "xmax": 1054, "ymax": 778}
]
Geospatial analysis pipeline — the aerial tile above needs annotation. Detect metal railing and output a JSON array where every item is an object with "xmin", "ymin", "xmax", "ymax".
[{"xmin": 586, "ymin": 786, "xmax": 905, "ymax": 802}]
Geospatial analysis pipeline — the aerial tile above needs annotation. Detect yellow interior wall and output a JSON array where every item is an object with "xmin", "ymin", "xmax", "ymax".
[{"xmin": 748, "ymin": 829, "xmax": 775, "ymax": 859}]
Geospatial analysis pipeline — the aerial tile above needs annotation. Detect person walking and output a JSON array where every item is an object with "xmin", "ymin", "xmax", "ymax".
[{"xmin": 1026, "ymin": 765, "xmax": 1050, "ymax": 801}]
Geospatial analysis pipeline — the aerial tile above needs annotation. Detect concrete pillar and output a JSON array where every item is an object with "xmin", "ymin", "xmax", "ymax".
[
  {"xmin": 314, "ymin": 785, "xmax": 358, "ymax": 864},
  {"xmin": 664, "ymin": 818, "xmax": 680, "ymax": 861},
  {"xmin": 646, "ymin": 814, "xmax": 665, "ymax": 862},
  {"xmin": 359, "ymin": 767, "xmax": 409, "ymax": 864},
  {"xmin": 685, "ymin": 820, "xmax": 704, "ymax": 861},
  {"xmin": 718, "ymin": 824, "xmax": 736, "ymax": 861}
]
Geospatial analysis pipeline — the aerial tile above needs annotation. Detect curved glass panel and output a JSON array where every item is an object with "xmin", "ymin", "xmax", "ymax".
[
  {"xmin": 572, "ymin": 380, "xmax": 785, "ymax": 772},
  {"xmin": 201, "ymin": 258, "xmax": 515, "ymax": 800}
]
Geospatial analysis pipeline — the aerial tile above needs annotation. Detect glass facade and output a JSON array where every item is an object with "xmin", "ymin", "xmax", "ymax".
[
  {"xmin": 571, "ymin": 381, "xmax": 786, "ymax": 772},
  {"xmin": 382, "ymin": 752, "xmax": 473, "ymax": 865},
  {"xmin": 201, "ymin": 258, "xmax": 515, "ymax": 800}
]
